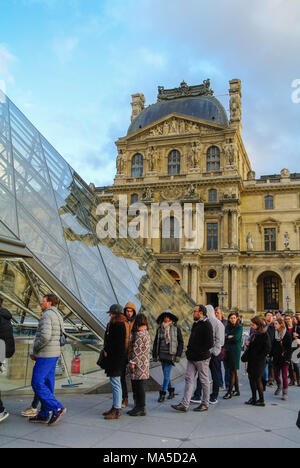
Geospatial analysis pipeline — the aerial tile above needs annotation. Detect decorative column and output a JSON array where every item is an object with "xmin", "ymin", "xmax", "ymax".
[
  {"xmin": 191, "ymin": 264, "xmax": 199, "ymax": 302},
  {"xmin": 222, "ymin": 209, "xmax": 229, "ymax": 248},
  {"xmin": 247, "ymin": 266, "xmax": 255, "ymax": 313},
  {"xmin": 182, "ymin": 264, "xmax": 189, "ymax": 294},
  {"xmin": 283, "ymin": 265, "xmax": 293, "ymax": 312},
  {"xmin": 222, "ymin": 264, "xmax": 230, "ymax": 311},
  {"xmin": 230, "ymin": 209, "xmax": 238, "ymax": 249},
  {"xmin": 231, "ymin": 264, "xmax": 238, "ymax": 310}
]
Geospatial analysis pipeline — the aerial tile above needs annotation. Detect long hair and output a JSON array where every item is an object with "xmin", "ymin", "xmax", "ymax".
[
  {"xmin": 227, "ymin": 312, "xmax": 240, "ymax": 328},
  {"xmin": 251, "ymin": 316, "xmax": 266, "ymax": 333},
  {"xmin": 132, "ymin": 313, "xmax": 149, "ymax": 337},
  {"xmin": 275, "ymin": 317, "xmax": 286, "ymax": 340}
]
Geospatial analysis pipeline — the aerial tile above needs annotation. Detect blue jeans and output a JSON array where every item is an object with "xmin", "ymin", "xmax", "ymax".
[
  {"xmin": 31, "ymin": 357, "xmax": 63, "ymax": 418},
  {"xmin": 161, "ymin": 361, "xmax": 173, "ymax": 392},
  {"xmin": 110, "ymin": 376, "xmax": 122, "ymax": 409}
]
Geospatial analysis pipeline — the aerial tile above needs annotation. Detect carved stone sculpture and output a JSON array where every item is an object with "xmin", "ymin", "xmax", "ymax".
[
  {"xmin": 284, "ymin": 232, "xmax": 290, "ymax": 250},
  {"xmin": 246, "ymin": 232, "xmax": 253, "ymax": 251}
]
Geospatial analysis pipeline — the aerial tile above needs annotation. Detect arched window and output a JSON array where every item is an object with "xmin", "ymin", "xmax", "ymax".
[
  {"xmin": 131, "ymin": 153, "xmax": 143, "ymax": 178},
  {"xmin": 206, "ymin": 146, "xmax": 220, "ymax": 172},
  {"xmin": 161, "ymin": 216, "xmax": 180, "ymax": 252},
  {"xmin": 265, "ymin": 195, "xmax": 274, "ymax": 209},
  {"xmin": 130, "ymin": 193, "xmax": 138, "ymax": 205},
  {"xmin": 168, "ymin": 150, "xmax": 181, "ymax": 175},
  {"xmin": 208, "ymin": 189, "xmax": 217, "ymax": 202}
]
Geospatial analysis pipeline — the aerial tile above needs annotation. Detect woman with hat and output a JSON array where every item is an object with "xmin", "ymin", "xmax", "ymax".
[
  {"xmin": 152, "ymin": 310, "xmax": 183, "ymax": 402},
  {"xmin": 102, "ymin": 304, "xmax": 127, "ymax": 420}
]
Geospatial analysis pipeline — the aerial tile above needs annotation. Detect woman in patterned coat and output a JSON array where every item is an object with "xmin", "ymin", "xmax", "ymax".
[{"xmin": 127, "ymin": 314, "xmax": 151, "ymax": 417}]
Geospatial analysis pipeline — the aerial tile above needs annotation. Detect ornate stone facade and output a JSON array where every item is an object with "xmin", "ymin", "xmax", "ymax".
[{"xmin": 96, "ymin": 79, "xmax": 300, "ymax": 317}]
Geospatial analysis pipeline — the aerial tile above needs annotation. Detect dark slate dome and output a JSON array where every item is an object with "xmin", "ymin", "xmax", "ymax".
[{"xmin": 127, "ymin": 95, "xmax": 229, "ymax": 135}]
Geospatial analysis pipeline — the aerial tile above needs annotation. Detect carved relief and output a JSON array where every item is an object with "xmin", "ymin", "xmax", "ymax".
[
  {"xmin": 223, "ymin": 139, "xmax": 237, "ymax": 167},
  {"xmin": 149, "ymin": 118, "xmax": 200, "ymax": 137}
]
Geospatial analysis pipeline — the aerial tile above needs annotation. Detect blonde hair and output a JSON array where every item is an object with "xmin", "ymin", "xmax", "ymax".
[{"xmin": 275, "ymin": 317, "xmax": 286, "ymax": 340}]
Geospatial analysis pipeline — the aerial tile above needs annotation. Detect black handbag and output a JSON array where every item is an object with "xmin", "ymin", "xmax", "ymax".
[
  {"xmin": 97, "ymin": 349, "xmax": 107, "ymax": 369},
  {"xmin": 296, "ymin": 411, "xmax": 300, "ymax": 430},
  {"xmin": 241, "ymin": 347, "xmax": 250, "ymax": 363}
]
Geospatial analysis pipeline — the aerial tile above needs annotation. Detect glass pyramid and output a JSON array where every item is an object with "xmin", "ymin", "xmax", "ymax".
[{"xmin": 0, "ymin": 89, "xmax": 194, "ymax": 337}]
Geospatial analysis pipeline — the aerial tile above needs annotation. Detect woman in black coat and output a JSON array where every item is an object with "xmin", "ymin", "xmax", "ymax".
[
  {"xmin": 244, "ymin": 316, "xmax": 271, "ymax": 407},
  {"xmin": 102, "ymin": 304, "xmax": 127, "ymax": 420}
]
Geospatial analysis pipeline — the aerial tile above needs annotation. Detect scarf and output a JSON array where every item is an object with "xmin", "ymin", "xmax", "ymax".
[
  {"xmin": 162, "ymin": 321, "xmax": 172, "ymax": 345},
  {"xmin": 275, "ymin": 327, "xmax": 286, "ymax": 342}
]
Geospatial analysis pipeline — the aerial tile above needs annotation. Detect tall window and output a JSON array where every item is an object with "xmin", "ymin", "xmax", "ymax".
[
  {"xmin": 161, "ymin": 216, "xmax": 179, "ymax": 252},
  {"xmin": 207, "ymin": 223, "xmax": 218, "ymax": 251},
  {"xmin": 130, "ymin": 193, "xmax": 138, "ymax": 204},
  {"xmin": 206, "ymin": 146, "xmax": 220, "ymax": 172},
  {"xmin": 168, "ymin": 150, "xmax": 181, "ymax": 175},
  {"xmin": 265, "ymin": 195, "xmax": 274, "ymax": 209},
  {"xmin": 131, "ymin": 153, "xmax": 143, "ymax": 178},
  {"xmin": 264, "ymin": 228, "xmax": 276, "ymax": 251},
  {"xmin": 264, "ymin": 276, "xmax": 279, "ymax": 309},
  {"xmin": 208, "ymin": 189, "xmax": 217, "ymax": 202}
]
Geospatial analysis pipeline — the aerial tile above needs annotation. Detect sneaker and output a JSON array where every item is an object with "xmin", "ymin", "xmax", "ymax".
[
  {"xmin": 193, "ymin": 404, "xmax": 208, "ymax": 412},
  {"xmin": 171, "ymin": 403, "xmax": 189, "ymax": 412},
  {"xmin": 48, "ymin": 407, "xmax": 66, "ymax": 426},
  {"xmin": 21, "ymin": 407, "xmax": 39, "ymax": 417},
  {"xmin": 0, "ymin": 411, "xmax": 9, "ymax": 423},
  {"xmin": 190, "ymin": 398, "xmax": 202, "ymax": 404},
  {"xmin": 209, "ymin": 397, "xmax": 218, "ymax": 405},
  {"xmin": 28, "ymin": 414, "xmax": 49, "ymax": 424}
]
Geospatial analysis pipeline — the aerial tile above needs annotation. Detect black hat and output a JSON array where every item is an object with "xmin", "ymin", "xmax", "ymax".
[
  {"xmin": 156, "ymin": 310, "xmax": 178, "ymax": 324},
  {"xmin": 107, "ymin": 304, "xmax": 124, "ymax": 315}
]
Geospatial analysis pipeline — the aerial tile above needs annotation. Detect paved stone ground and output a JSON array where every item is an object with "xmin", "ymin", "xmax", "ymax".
[{"xmin": 0, "ymin": 372, "xmax": 299, "ymax": 448}]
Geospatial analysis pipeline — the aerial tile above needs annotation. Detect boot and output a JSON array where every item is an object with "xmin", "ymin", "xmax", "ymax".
[
  {"xmin": 167, "ymin": 388, "xmax": 175, "ymax": 400},
  {"xmin": 127, "ymin": 406, "xmax": 146, "ymax": 416},
  {"xmin": 104, "ymin": 408, "xmax": 121, "ymax": 420},
  {"xmin": 158, "ymin": 391, "xmax": 166, "ymax": 402},
  {"xmin": 102, "ymin": 406, "xmax": 114, "ymax": 416},
  {"xmin": 274, "ymin": 385, "xmax": 282, "ymax": 396},
  {"xmin": 282, "ymin": 389, "xmax": 288, "ymax": 401},
  {"xmin": 122, "ymin": 397, "xmax": 128, "ymax": 408}
]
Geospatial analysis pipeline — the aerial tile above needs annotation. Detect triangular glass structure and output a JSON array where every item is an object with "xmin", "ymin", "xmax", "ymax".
[{"xmin": 0, "ymin": 89, "xmax": 194, "ymax": 337}]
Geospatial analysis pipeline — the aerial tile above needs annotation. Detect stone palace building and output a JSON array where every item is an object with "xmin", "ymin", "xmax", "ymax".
[{"xmin": 94, "ymin": 79, "xmax": 300, "ymax": 316}]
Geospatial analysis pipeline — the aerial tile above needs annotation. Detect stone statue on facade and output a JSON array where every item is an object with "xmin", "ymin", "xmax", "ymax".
[
  {"xmin": 246, "ymin": 232, "xmax": 253, "ymax": 251},
  {"xmin": 284, "ymin": 232, "xmax": 290, "ymax": 250},
  {"xmin": 223, "ymin": 140, "xmax": 237, "ymax": 167},
  {"xmin": 116, "ymin": 149, "xmax": 125, "ymax": 174},
  {"xmin": 142, "ymin": 187, "xmax": 154, "ymax": 201},
  {"xmin": 190, "ymin": 141, "xmax": 201, "ymax": 168}
]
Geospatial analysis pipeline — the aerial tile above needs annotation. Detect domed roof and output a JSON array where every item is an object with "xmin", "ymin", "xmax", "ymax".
[{"xmin": 127, "ymin": 81, "xmax": 229, "ymax": 135}]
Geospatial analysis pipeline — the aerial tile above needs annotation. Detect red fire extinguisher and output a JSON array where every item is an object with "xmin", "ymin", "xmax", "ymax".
[{"xmin": 71, "ymin": 354, "xmax": 81, "ymax": 375}]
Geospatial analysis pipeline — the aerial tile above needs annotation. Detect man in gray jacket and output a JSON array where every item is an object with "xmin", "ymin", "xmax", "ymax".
[
  {"xmin": 191, "ymin": 304, "xmax": 225, "ymax": 405},
  {"xmin": 29, "ymin": 294, "xmax": 66, "ymax": 426}
]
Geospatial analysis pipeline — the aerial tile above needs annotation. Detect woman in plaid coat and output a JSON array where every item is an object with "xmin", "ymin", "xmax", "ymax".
[{"xmin": 127, "ymin": 314, "xmax": 151, "ymax": 417}]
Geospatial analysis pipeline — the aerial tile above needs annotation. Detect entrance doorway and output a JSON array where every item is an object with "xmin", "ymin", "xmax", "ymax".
[{"xmin": 206, "ymin": 292, "xmax": 218, "ymax": 309}]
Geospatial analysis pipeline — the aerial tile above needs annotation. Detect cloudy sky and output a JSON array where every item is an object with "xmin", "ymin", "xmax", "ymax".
[{"xmin": 0, "ymin": 0, "xmax": 299, "ymax": 186}]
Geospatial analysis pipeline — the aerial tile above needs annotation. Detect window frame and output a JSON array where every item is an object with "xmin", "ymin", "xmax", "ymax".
[
  {"xmin": 168, "ymin": 150, "xmax": 181, "ymax": 175},
  {"xmin": 206, "ymin": 146, "xmax": 220, "ymax": 172},
  {"xmin": 131, "ymin": 153, "xmax": 143, "ymax": 178}
]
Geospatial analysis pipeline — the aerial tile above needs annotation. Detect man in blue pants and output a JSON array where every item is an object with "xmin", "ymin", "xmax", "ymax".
[{"xmin": 29, "ymin": 294, "xmax": 66, "ymax": 426}]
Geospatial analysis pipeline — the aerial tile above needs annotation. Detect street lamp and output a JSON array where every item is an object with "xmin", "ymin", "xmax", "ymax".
[
  {"xmin": 286, "ymin": 296, "xmax": 290, "ymax": 312},
  {"xmin": 218, "ymin": 290, "xmax": 228, "ymax": 310}
]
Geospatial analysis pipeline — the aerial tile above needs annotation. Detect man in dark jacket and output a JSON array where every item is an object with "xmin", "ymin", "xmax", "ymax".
[
  {"xmin": 171, "ymin": 305, "xmax": 214, "ymax": 413},
  {"xmin": 265, "ymin": 311, "xmax": 275, "ymax": 386},
  {"xmin": 0, "ymin": 297, "xmax": 15, "ymax": 423}
]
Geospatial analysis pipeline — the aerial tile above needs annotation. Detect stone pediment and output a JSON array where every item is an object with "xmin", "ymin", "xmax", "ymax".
[{"xmin": 120, "ymin": 114, "xmax": 225, "ymax": 143}]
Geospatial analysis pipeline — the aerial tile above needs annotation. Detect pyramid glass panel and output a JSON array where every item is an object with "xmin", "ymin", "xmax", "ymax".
[{"xmin": 0, "ymin": 90, "xmax": 194, "ymax": 342}]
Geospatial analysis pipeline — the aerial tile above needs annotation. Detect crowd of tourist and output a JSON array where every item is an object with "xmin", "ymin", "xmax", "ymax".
[{"xmin": 0, "ymin": 294, "xmax": 300, "ymax": 427}]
